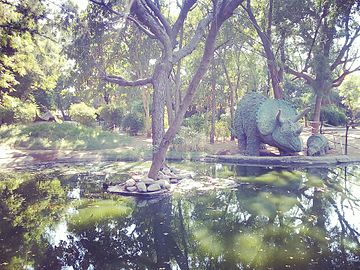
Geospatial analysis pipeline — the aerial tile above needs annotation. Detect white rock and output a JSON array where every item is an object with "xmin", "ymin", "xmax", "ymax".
[
  {"xmin": 126, "ymin": 186, "xmax": 137, "ymax": 192},
  {"xmin": 142, "ymin": 178, "xmax": 155, "ymax": 185},
  {"xmin": 125, "ymin": 179, "xmax": 136, "ymax": 187},
  {"xmin": 147, "ymin": 183, "xmax": 161, "ymax": 192},
  {"xmin": 155, "ymin": 179, "xmax": 167, "ymax": 188},
  {"xmin": 136, "ymin": 182, "xmax": 147, "ymax": 192},
  {"xmin": 132, "ymin": 175, "xmax": 142, "ymax": 181}
]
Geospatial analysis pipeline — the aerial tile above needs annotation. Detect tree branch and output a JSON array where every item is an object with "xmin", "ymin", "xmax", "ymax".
[
  {"xmin": 143, "ymin": 0, "xmax": 172, "ymax": 36},
  {"xmin": 102, "ymin": 74, "xmax": 153, "ymax": 87},
  {"xmin": 172, "ymin": 0, "xmax": 197, "ymax": 40},
  {"xmin": 330, "ymin": 26, "xmax": 360, "ymax": 71},
  {"xmin": 285, "ymin": 66, "xmax": 315, "ymax": 85},
  {"xmin": 173, "ymin": 14, "xmax": 213, "ymax": 62},
  {"xmin": 332, "ymin": 66, "xmax": 360, "ymax": 88},
  {"xmin": 89, "ymin": 0, "xmax": 157, "ymax": 39}
]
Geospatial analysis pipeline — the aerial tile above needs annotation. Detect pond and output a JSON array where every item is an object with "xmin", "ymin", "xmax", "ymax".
[{"xmin": 1, "ymin": 162, "xmax": 360, "ymax": 270}]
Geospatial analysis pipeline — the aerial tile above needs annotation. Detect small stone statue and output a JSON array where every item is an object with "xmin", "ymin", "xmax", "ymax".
[{"xmin": 307, "ymin": 134, "xmax": 330, "ymax": 156}]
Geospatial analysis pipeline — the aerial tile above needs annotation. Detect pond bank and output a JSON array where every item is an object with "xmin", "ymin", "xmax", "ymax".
[
  {"xmin": 1, "ymin": 145, "xmax": 360, "ymax": 169},
  {"xmin": 205, "ymin": 154, "xmax": 360, "ymax": 167}
]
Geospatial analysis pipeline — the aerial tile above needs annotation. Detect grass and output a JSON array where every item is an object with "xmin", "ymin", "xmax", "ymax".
[{"xmin": 0, "ymin": 122, "xmax": 134, "ymax": 150}]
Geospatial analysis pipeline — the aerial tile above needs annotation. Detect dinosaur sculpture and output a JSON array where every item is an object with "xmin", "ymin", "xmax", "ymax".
[
  {"xmin": 307, "ymin": 134, "xmax": 329, "ymax": 156},
  {"xmin": 233, "ymin": 92, "xmax": 309, "ymax": 156}
]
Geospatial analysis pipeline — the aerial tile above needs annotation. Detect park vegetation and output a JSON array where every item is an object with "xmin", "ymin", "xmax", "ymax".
[{"xmin": 0, "ymin": 0, "xmax": 359, "ymax": 177}]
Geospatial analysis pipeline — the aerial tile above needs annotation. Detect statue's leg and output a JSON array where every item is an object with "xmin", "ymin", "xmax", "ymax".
[
  {"xmin": 246, "ymin": 136, "xmax": 260, "ymax": 156},
  {"xmin": 238, "ymin": 133, "xmax": 247, "ymax": 155}
]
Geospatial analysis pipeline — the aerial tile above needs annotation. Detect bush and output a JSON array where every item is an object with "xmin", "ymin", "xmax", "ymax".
[
  {"xmin": 98, "ymin": 104, "xmax": 125, "ymax": 129},
  {"xmin": 215, "ymin": 114, "xmax": 231, "ymax": 141},
  {"xmin": 320, "ymin": 105, "xmax": 346, "ymax": 126},
  {"xmin": 171, "ymin": 126, "xmax": 207, "ymax": 152},
  {"xmin": 183, "ymin": 113, "xmax": 207, "ymax": 133},
  {"xmin": 0, "ymin": 95, "xmax": 38, "ymax": 125},
  {"xmin": 69, "ymin": 102, "xmax": 96, "ymax": 127},
  {"xmin": 122, "ymin": 112, "xmax": 144, "ymax": 135}
]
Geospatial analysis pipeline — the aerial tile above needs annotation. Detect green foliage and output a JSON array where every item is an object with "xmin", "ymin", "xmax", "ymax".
[
  {"xmin": 0, "ymin": 122, "xmax": 133, "ymax": 150},
  {"xmin": 122, "ymin": 112, "xmax": 144, "ymax": 135},
  {"xmin": 0, "ymin": 95, "xmax": 38, "ymax": 125},
  {"xmin": 171, "ymin": 126, "xmax": 207, "ymax": 152},
  {"xmin": 68, "ymin": 199, "xmax": 133, "ymax": 230},
  {"xmin": 69, "ymin": 102, "xmax": 96, "ymax": 127},
  {"xmin": 320, "ymin": 105, "xmax": 346, "ymax": 126},
  {"xmin": 98, "ymin": 103, "xmax": 125, "ymax": 129},
  {"xmin": 215, "ymin": 114, "xmax": 231, "ymax": 141},
  {"xmin": 339, "ymin": 74, "xmax": 360, "ymax": 120},
  {"xmin": 183, "ymin": 114, "xmax": 207, "ymax": 133}
]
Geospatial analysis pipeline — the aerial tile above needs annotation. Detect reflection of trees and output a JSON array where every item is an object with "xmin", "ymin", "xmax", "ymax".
[
  {"xmin": 2, "ymin": 166, "xmax": 360, "ymax": 269},
  {"xmin": 0, "ymin": 172, "xmax": 67, "ymax": 270}
]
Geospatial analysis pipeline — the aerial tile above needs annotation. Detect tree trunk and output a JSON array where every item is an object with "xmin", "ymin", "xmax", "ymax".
[
  {"xmin": 148, "ymin": 16, "xmax": 222, "ymax": 179},
  {"xmin": 210, "ymin": 64, "xmax": 216, "ymax": 144},
  {"xmin": 151, "ymin": 61, "xmax": 172, "ymax": 150},
  {"xmin": 312, "ymin": 94, "xmax": 323, "ymax": 134},
  {"xmin": 142, "ymin": 87, "xmax": 152, "ymax": 137}
]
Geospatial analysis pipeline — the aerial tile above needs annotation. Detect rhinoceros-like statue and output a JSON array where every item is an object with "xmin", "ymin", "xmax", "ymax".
[{"xmin": 233, "ymin": 92, "xmax": 309, "ymax": 156}]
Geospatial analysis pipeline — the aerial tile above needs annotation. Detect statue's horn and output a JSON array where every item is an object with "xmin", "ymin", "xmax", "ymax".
[
  {"xmin": 293, "ymin": 107, "xmax": 311, "ymax": 122},
  {"xmin": 276, "ymin": 110, "xmax": 284, "ymax": 125}
]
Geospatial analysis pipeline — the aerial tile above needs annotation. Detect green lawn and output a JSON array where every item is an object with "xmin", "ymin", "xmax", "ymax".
[{"xmin": 0, "ymin": 122, "xmax": 134, "ymax": 150}]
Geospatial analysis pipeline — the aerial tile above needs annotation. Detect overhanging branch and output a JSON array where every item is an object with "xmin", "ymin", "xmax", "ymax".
[
  {"xmin": 285, "ymin": 66, "xmax": 315, "ymax": 85},
  {"xmin": 103, "ymin": 74, "xmax": 153, "ymax": 87}
]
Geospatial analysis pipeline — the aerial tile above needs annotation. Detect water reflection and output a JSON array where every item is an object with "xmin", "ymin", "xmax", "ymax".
[{"xmin": 0, "ymin": 165, "xmax": 360, "ymax": 269}]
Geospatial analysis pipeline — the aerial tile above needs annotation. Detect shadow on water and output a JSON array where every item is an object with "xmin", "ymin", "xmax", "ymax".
[{"xmin": 0, "ymin": 163, "xmax": 360, "ymax": 269}]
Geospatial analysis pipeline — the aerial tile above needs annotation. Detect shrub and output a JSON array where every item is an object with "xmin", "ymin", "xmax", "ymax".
[
  {"xmin": 69, "ymin": 102, "xmax": 96, "ymax": 127},
  {"xmin": 122, "ymin": 112, "xmax": 144, "ymax": 135},
  {"xmin": 320, "ymin": 105, "xmax": 346, "ymax": 126},
  {"xmin": 0, "ymin": 95, "xmax": 38, "ymax": 125},
  {"xmin": 183, "ymin": 113, "xmax": 207, "ymax": 133},
  {"xmin": 171, "ymin": 126, "xmax": 207, "ymax": 152},
  {"xmin": 215, "ymin": 114, "xmax": 231, "ymax": 141},
  {"xmin": 98, "ymin": 104, "xmax": 125, "ymax": 129}
]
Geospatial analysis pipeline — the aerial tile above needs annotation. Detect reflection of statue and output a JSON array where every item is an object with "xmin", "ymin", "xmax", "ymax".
[
  {"xmin": 233, "ymin": 93, "xmax": 309, "ymax": 155},
  {"xmin": 307, "ymin": 134, "xmax": 330, "ymax": 156}
]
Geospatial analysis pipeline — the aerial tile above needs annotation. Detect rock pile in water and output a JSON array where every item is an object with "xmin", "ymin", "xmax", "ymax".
[{"xmin": 123, "ymin": 167, "xmax": 192, "ymax": 193}]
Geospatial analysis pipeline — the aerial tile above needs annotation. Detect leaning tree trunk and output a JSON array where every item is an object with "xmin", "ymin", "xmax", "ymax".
[
  {"xmin": 312, "ymin": 94, "xmax": 323, "ymax": 134},
  {"xmin": 151, "ymin": 61, "xmax": 172, "ymax": 150},
  {"xmin": 210, "ymin": 63, "xmax": 216, "ymax": 144},
  {"xmin": 148, "ymin": 18, "xmax": 221, "ymax": 179}
]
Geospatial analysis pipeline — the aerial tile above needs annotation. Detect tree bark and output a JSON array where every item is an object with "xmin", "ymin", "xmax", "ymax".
[
  {"xmin": 312, "ymin": 94, "xmax": 323, "ymax": 134},
  {"xmin": 210, "ymin": 63, "xmax": 216, "ymax": 144},
  {"xmin": 148, "ymin": 4, "xmax": 234, "ymax": 179},
  {"xmin": 152, "ymin": 61, "xmax": 172, "ymax": 149}
]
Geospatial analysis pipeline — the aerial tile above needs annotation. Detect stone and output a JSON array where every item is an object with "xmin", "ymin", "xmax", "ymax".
[
  {"xmin": 170, "ymin": 167, "xmax": 181, "ymax": 174},
  {"xmin": 136, "ymin": 182, "xmax": 147, "ymax": 192},
  {"xmin": 158, "ymin": 173, "xmax": 171, "ymax": 180},
  {"xmin": 155, "ymin": 179, "xmax": 167, "ymax": 188},
  {"xmin": 307, "ymin": 134, "xmax": 329, "ymax": 156},
  {"xmin": 164, "ymin": 182, "xmax": 171, "ymax": 189},
  {"xmin": 170, "ymin": 178, "xmax": 178, "ymax": 184},
  {"xmin": 142, "ymin": 178, "xmax": 155, "ymax": 185},
  {"xmin": 233, "ymin": 92, "xmax": 310, "ymax": 155},
  {"xmin": 125, "ymin": 179, "xmax": 136, "ymax": 187},
  {"xmin": 126, "ymin": 186, "xmax": 137, "ymax": 192},
  {"xmin": 147, "ymin": 183, "xmax": 161, "ymax": 192},
  {"xmin": 161, "ymin": 167, "xmax": 171, "ymax": 175},
  {"xmin": 131, "ymin": 175, "xmax": 142, "ymax": 181}
]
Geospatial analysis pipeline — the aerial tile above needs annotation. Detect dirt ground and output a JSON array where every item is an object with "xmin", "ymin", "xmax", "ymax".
[
  {"xmin": 206, "ymin": 126, "xmax": 360, "ymax": 156},
  {"xmin": 0, "ymin": 126, "xmax": 359, "ymax": 168}
]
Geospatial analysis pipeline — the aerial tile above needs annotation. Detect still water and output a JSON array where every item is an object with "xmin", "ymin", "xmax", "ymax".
[{"xmin": 0, "ymin": 162, "xmax": 359, "ymax": 270}]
